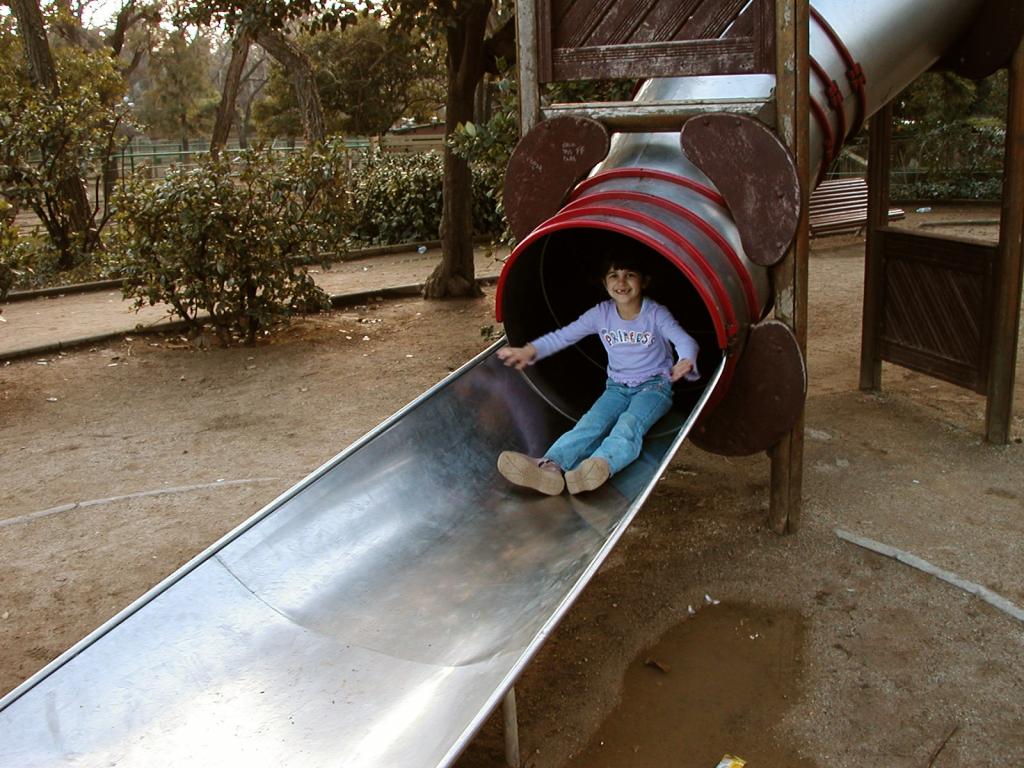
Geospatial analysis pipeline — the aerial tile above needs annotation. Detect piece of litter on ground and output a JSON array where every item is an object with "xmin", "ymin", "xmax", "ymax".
[
  {"xmin": 749, "ymin": 633, "xmax": 760, "ymax": 640},
  {"xmin": 362, "ymin": 335, "xmax": 370, "ymax": 341},
  {"xmin": 107, "ymin": 363, "xmax": 118, "ymax": 367},
  {"xmin": 643, "ymin": 657, "xmax": 671, "ymax": 674},
  {"xmin": 1, "ymin": 611, "xmax": 9, "ymax": 619},
  {"xmin": 715, "ymin": 755, "xmax": 746, "ymax": 768},
  {"xmin": 688, "ymin": 604, "xmax": 695, "ymax": 615},
  {"xmin": 705, "ymin": 594, "xmax": 720, "ymax": 605},
  {"xmin": 46, "ymin": 397, "xmax": 58, "ymax": 402},
  {"xmin": 406, "ymin": 354, "xmax": 414, "ymax": 358}
]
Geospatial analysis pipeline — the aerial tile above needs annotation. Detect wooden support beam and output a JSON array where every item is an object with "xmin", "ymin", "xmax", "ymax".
[
  {"xmin": 860, "ymin": 102, "xmax": 893, "ymax": 391},
  {"xmin": 768, "ymin": 0, "xmax": 811, "ymax": 535},
  {"xmin": 515, "ymin": 0, "xmax": 541, "ymax": 136},
  {"xmin": 985, "ymin": 36, "xmax": 1024, "ymax": 444}
]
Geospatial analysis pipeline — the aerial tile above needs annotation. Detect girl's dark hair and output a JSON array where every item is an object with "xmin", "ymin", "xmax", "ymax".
[{"xmin": 599, "ymin": 252, "xmax": 651, "ymax": 278}]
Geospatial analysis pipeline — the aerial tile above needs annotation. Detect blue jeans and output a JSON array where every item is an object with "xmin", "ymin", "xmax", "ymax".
[{"xmin": 545, "ymin": 376, "xmax": 673, "ymax": 475}]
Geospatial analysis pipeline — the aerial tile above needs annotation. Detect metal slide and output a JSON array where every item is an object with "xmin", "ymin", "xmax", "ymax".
[{"xmin": 0, "ymin": 343, "xmax": 725, "ymax": 768}]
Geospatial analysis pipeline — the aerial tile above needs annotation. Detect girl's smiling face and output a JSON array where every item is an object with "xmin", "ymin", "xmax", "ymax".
[{"xmin": 604, "ymin": 267, "xmax": 647, "ymax": 308}]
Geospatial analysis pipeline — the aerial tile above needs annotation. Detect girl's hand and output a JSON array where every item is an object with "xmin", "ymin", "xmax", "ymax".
[
  {"xmin": 498, "ymin": 344, "xmax": 537, "ymax": 370},
  {"xmin": 669, "ymin": 358, "xmax": 694, "ymax": 382}
]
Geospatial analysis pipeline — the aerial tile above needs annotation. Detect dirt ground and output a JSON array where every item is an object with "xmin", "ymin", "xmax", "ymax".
[{"xmin": 1, "ymin": 206, "xmax": 1022, "ymax": 767}]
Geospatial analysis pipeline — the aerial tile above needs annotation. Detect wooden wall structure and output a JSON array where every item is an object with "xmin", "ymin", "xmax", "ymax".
[
  {"xmin": 860, "ymin": 36, "xmax": 1024, "ymax": 445},
  {"xmin": 517, "ymin": 0, "xmax": 789, "ymax": 133}
]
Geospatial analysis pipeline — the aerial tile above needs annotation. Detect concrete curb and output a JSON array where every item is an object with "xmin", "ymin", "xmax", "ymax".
[
  {"xmin": 4, "ymin": 279, "xmax": 125, "ymax": 302},
  {"xmin": 0, "ymin": 276, "xmax": 498, "ymax": 363}
]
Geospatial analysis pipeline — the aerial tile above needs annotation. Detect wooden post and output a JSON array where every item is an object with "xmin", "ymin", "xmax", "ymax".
[
  {"xmin": 502, "ymin": 687, "xmax": 521, "ymax": 768},
  {"xmin": 985, "ymin": 37, "xmax": 1024, "ymax": 444},
  {"xmin": 768, "ymin": 0, "xmax": 811, "ymax": 534},
  {"xmin": 515, "ymin": 0, "xmax": 541, "ymax": 136},
  {"xmin": 860, "ymin": 102, "xmax": 893, "ymax": 391}
]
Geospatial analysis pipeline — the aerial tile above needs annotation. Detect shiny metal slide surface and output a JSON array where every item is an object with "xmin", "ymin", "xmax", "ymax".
[{"xmin": 0, "ymin": 343, "xmax": 724, "ymax": 768}]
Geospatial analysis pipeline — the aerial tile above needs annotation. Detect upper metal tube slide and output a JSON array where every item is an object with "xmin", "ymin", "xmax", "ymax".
[{"xmin": 498, "ymin": 0, "xmax": 989, "ymax": 419}]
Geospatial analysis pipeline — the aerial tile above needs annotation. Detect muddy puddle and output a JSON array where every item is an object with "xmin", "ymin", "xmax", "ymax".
[{"xmin": 562, "ymin": 603, "xmax": 814, "ymax": 768}]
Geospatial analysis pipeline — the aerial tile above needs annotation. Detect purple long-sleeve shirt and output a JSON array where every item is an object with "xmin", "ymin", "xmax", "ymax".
[{"xmin": 530, "ymin": 298, "xmax": 700, "ymax": 386}]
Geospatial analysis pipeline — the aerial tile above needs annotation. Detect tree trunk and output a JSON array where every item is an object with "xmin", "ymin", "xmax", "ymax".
[
  {"xmin": 254, "ymin": 28, "xmax": 325, "ymax": 145},
  {"xmin": 51, "ymin": 0, "xmax": 87, "ymax": 47},
  {"xmin": 10, "ymin": 0, "xmax": 95, "ymax": 268},
  {"xmin": 180, "ymin": 118, "xmax": 191, "ymax": 163},
  {"xmin": 211, "ymin": 29, "xmax": 251, "ymax": 158},
  {"xmin": 238, "ymin": 107, "xmax": 250, "ymax": 149},
  {"xmin": 423, "ymin": 0, "xmax": 491, "ymax": 300}
]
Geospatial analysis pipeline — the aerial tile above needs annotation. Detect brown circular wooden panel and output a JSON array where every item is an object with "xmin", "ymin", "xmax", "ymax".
[
  {"xmin": 503, "ymin": 116, "xmax": 610, "ymax": 242},
  {"xmin": 690, "ymin": 320, "xmax": 807, "ymax": 456},
  {"xmin": 680, "ymin": 113, "xmax": 801, "ymax": 268}
]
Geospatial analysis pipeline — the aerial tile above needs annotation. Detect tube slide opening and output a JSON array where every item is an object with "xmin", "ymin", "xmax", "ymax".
[{"xmin": 498, "ymin": 227, "xmax": 723, "ymax": 437}]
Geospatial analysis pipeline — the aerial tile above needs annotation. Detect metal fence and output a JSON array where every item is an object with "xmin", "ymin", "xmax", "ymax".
[
  {"xmin": 117, "ymin": 133, "xmax": 444, "ymax": 179},
  {"xmin": 9, "ymin": 133, "xmax": 447, "ymax": 237}
]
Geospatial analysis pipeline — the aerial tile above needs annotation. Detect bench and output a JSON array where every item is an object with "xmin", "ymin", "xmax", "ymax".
[{"xmin": 809, "ymin": 177, "xmax": 905, "ymax": 236}]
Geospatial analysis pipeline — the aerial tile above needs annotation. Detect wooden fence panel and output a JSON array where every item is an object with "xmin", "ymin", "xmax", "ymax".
[
  {"xmin": 878, "ymin": 228, "xmax": 996, "ymax": 393},
  {"xmin": 538, "ymin": 0, "xmax": 775, "ymax": 81}
]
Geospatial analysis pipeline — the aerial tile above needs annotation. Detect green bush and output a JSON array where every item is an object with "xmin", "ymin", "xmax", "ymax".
[
  {"xmin": 0, "ymin": 31, "xmax": 132, "ymax": 272},
  {"xmin": 891, "ymin": 175, "xmax": 1002, "ymax": 201},
  {"xmin": 110, "ymin": 146, "xmax": 349, "ymax": 345},
  {"xmin": 348, "ymin": 149, "xmax": 505, "ymax": 245},
  {"xmin": 890, "ymin": 121, "xmax": 1005, "ymax": 201},
  {"xmin": 349, "ymin": 150, "xmax": 443, "ymax": 245},
  {"xmin": 0, "ymin": 216, "xmax": 23, "ymax": 301}
]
